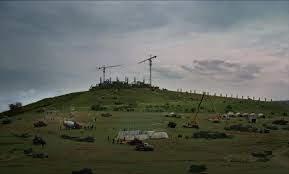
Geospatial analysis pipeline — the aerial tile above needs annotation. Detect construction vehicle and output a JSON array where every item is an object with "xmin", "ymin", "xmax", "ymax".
[
  {"xmin": 183, "ymin": 91, "xmax": 222, "ymax": 127},
  {"xmin": 207, "ymin": 96, "xmax": 222, "ymax": 123},
  {"xmin": 183, "ymin": 93, "xmax": 205, "ymax": 129}
]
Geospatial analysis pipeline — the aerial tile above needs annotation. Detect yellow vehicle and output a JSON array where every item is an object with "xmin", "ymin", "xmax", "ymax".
[{"xmin": 183, "ymin": 92, "xmax": 205, "ymax": 129}]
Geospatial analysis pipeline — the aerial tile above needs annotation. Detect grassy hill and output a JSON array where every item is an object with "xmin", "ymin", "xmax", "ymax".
[
  {"xmin": 0, "ymin": 87, "xmax": 289, "ymax": 174},
  {"xmin": 2, "ymin": 87, "xmax": 289, "ymax": 117}
]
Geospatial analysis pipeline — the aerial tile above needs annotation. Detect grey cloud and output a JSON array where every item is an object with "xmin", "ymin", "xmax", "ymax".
[
  {"xmin": 181, "ymin": 59, "xmax": 261, "ymax": 82},
  {"xmin": 165, "ymin": 1, "xmax": 289, "ymax": 32},
  {"xmin": 153, "ymin": 65, "xmax": 184, "ymax": 80},
  {"xmin": 0, "ymin": 1, "xmax": 289, "ymax": 111},
  {"xmin": 0, "ymin": 2, "xmax": 169, "ymax": 37}
]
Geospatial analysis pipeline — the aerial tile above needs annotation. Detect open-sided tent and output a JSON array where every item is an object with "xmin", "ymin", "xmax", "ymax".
[{"xmin": 117, "ymin": 130, "xmax": 143, "ymax": 141}]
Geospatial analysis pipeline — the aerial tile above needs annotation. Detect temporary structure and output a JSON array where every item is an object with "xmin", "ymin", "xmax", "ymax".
[
  {"xmin": 117, "ymin": 130, "xmax": 168, "ymax": 140},
  {"xmin": 258, "ymin": 113, "xmax": 265, "ymax": 118},
  {"xmin": 227, "ymin": 112, "xmax": 235, "ymax": 117},
  {"xmin": 248, "ymin": 113, "xmax": 257, "ymax": 123},
  {"xmin": 150, "ymin": 132, "xmax": 169, "ymax": 139},
  {"xmin": 117, "ymin": 130, "xmax": 143, "ymax": 141}
]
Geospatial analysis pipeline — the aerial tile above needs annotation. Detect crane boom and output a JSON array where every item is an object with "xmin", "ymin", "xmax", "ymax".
[
  {"xmin": 97, "ymin": 64, "xmax": 121, "ymax": 82},
  {"xmin": 138, "ymin": 56, "xmax": 157, "ymax": 64}
]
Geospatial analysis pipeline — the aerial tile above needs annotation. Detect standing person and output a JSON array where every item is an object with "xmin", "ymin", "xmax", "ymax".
[
  {"xmin": 107, "ymin": 135, "xmax": 110, "ymax": 141},
  {"xmin": 112, "ymin": 138, "xmax": 115, "ymax": 144}
]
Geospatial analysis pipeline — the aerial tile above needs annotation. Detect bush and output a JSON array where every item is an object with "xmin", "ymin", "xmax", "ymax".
[
  {"xmin": 9, "ymin": 102, "xmax": 22, "ymax": 111},
  {"xmin": 101, "ymin": 113, "xmax": 112, "ymax": 117},
  {"xmin": 191, "ymin": 107, "xmax": 196, "ymax": 113},
  {"xmin": 225, "ymin": 105, "xmax": 233, "ymax": 112},
  {"xmin": 226, "ymin": 105, "xmax": 232, "ymax": 110},
  {"xmin": 114, "ymin": 101, "xmax": 123, "ymax": 105},
  {"xmin": 35, "ymin": 108, "xmax": 45, "ymax": 113},
  {"xmin": 270, "ymin": 112, "xmax": 275, "ymax": 115},
  {"xmin": 189, "ymin": 164, "xmax": 207, "ymax": 173},
  {"xmin": 2, "ymin": 118, "xmax": 12, "ymax": 125},
  {"xmin": 168, "ymin": 122, "xmax": 177, "ymax": 128},
  {"xmin": 91, "ymin": 104, "xmax": 106, "ymax": 111}
]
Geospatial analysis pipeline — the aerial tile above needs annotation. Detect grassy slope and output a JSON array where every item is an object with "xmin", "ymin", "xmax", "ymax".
[
  {"xmin": 0, "ymin": 88, "xmax": 289, "ymax": 174},
  {"xmin": 3, "ymin": 88, "xmax": 289, "ymax": 115}
]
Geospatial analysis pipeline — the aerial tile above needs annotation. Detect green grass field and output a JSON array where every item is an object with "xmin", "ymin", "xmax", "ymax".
[{"xmin": 0, "ymin": 88, "xmax": 289, "ymax": 174}]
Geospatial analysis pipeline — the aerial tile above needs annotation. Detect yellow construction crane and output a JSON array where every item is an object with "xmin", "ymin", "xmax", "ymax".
[
  {"xmin": 183, "ymin": 91, "xmax": 222, "ymax": 128},
  {"xmin": 183, "ymin": 92, "xmax": 205, "ymax": 129}
]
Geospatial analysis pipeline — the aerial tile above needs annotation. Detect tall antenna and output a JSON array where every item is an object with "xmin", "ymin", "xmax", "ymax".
[
  {"xmin": 97, "ymin": 65, "xmax": 121, "ymax": 83},
  {"xmin": 138, "ymin": 55, "xmax": 157, "ymax": 86}
]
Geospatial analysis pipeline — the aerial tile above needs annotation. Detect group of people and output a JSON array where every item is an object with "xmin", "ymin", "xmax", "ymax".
[
  {"xmin": 83, "ymin": 124, "xmax": 96, "ymax": 130},
  {"xmin": 110, "ymin": 136, "xmax": 126, "ymax": 144}
]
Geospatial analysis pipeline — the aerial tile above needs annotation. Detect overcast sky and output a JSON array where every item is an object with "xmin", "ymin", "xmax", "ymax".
[{"xmin": 1, "ymin": 1, "xmax": 289, "ymax": 111}]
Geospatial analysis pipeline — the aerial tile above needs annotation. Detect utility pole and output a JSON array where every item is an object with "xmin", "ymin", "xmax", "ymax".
[{"xmin": 138, "ymin": 55, "xmax": 157, "ymax": 86}]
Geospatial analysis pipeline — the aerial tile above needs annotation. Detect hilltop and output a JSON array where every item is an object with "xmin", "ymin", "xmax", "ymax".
[{"xmin": 2, "ymin": 87, "xmax": 289, "ymax": 117}]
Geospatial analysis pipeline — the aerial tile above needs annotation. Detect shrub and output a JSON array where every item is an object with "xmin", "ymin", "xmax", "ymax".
[
  {"xmin": 9, "ymin": 102, "xmax": 22, "ymax": 111},
  {"xmin": 225, "ymin": 105, "xmax": 233, "ymax": 112},
  {"xmin": 114, "ymin": 101, "xmax": 123, "ymax": 105},
  {"xmin": 35, "ymin": 108, "xmax": 45, "ymax": 113},
  {"xmin": 168, "ymin": 122, "xmax": 177, "ymax": 128},
  {"xmin": 2, "ymin": 118, "xmax": 12, "ymax": 125},
  {"xmin": 189, "ymin": 164, "xmax": 207, "ymax": 173},
  {"xmin": 91, "ymin": 104, "xmax": 106, "ymax": 111},
  {"xmin": 191, "ymin": 107, "xmax": 196, "ymax": 113}
]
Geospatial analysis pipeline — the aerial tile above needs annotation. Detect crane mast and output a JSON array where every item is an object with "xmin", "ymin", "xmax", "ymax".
[
  {"xmin": 97, "ymin": 65, "xmax": 121, "ymax": 83},
  {"xmin": 138, "ymin": 55, "xmax": 157, "ymax": 86}
]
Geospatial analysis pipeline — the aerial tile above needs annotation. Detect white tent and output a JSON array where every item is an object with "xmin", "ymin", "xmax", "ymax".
[
  {"xmin": 235, "ymin": 112, "xmax": 241, "ymax": 117},
  {"xmin": 135, "ymin": 134, "xmax": 149, "ymax": 140},
  {"xmin": 258, "ymin": 113, "xmax": 265, "ymax": 118},
  {"xmin": 227, "ymin": 112, "xmax": 235, "ymax": 117},
  {"xmin": 145, "ymin": 131, "xmax": 155, "ymax": 137},
  {"xmin": 117, "ymin": 130, "xmax": 143, "ymax": 141},
  {"xmin": 223, "ymin": 114, "xmax": 230, "ymax": 120},
  {"xmin": 150, "ymin": 132, "xmax": 169, "ymax": 139},
  {"xmin": 117, "ymin": 130, "xmax": 168, "ymax": 140},
  {"xmin": 248, "ymin": 113, "xmax": 257, "ymax": 123}
]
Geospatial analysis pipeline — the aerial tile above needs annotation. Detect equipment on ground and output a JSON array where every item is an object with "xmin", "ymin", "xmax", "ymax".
[
  {"xmin": 128, "ymin": 138, "xmax": 143, "ymax": 145},
  {"xmin": 135, "ymin": 143, "xmax": 154, "ymax": 151},
  {"xmin": 63, "ymin": 120, "xmax": 82, "ymax": 129},
  {"xmin": 34, "ymin": 121, "xmax": 47, "ymax": 127},
  {"xmin": 183, "ymin": 92, "xmax": 205, "ymax": 128}
]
